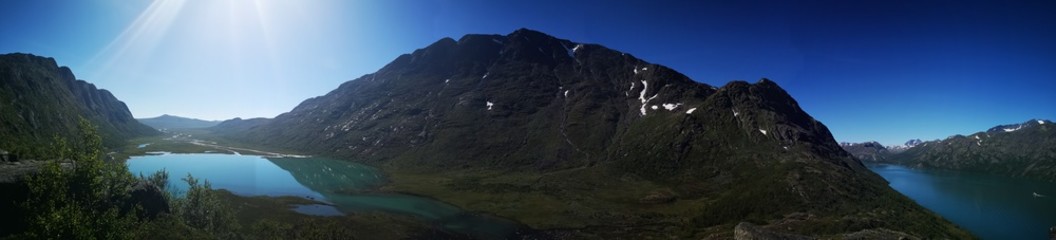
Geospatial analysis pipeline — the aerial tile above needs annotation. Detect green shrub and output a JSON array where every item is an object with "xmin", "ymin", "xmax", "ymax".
[
  {"xmin": 15, "ymin": 118, "xmax": 244, "ymax": 240},
  {"xmin": 19, "ymin": 118, "xmax": 138, "ymax": 240},
  {"xmin": 171, "ymin": 174, "xmax": 240, "ymax": 239}
]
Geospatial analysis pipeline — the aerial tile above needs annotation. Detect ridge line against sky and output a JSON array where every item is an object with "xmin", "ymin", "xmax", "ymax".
[{"xmin": 1, "ymin": 0, "xmax": 1054, "ymax": 146}]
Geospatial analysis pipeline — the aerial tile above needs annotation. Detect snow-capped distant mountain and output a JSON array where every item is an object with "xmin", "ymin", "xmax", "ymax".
[
  {"xmin": 839, "ymin": 141, "xmax": 890, "ymax": 162},
  {"xmin": 886, "ymin": 139, "xmax": 924, "ymax": 153}
]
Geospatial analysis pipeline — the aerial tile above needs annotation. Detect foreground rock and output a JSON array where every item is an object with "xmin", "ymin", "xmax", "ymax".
[
  {"xmin": 127, "ymin": 182, "xmax": 171, "ymax": 219},
  {"xmin": 733, "ymin": 222, "xmax": 812, "ymax": 240},
  {"xmin": 0, "ymin": 160, "xmax": 67, "ymax": 183},
  {"xmin": 843, "ymin": 228, "xmax": 918, "ymax": 240}
]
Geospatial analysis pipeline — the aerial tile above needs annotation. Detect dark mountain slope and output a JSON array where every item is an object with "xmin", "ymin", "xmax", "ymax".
[
  {"xmin": 216, "ymin": 29, "xmax": 969, "ymax": 238},
  {"xmin": 137, "ymin": 114, "xmax": 220, "ymax": 129},
  {"xmin": 890, "ymin": 119, "xmax": 1056, "ymax": 181},
  {"xmin": 0, "ymin": 53, "xmax": 158, "ymax": 157}
]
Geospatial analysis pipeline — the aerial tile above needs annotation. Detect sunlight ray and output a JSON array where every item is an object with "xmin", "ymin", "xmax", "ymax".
[
  {"xmin": 86, "ymin": 0, "xmax": 186, "ymax": 78},
  {"xmin": 252, "ymin": 0, "xmax": 281, "ymax": 73}
]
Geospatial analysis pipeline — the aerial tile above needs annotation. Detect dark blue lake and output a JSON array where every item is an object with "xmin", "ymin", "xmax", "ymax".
[{"xmin": 868, "ymin": 164, "xmax": 1056, "ymax": 239}]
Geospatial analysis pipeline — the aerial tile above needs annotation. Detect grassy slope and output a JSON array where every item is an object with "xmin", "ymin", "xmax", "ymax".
[
  {"xmin": 381, "ymin": 163, "xmax": 972, "ymax": 239},
  {"xmin": 213, "ymin": 190, "xmax": 467, "ymax": 240}
]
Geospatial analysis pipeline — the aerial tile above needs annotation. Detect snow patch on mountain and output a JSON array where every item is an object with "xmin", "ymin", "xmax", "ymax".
[
  {"xmin": 662, "ymin": 103, "xmax": 682, "ymax": 111},
  {"xmin": 638, "ymin": 80, "xmax": 658, "ymax": 116}
]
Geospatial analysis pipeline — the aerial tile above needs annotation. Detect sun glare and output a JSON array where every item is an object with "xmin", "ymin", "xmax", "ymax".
[
  {"xmin": 88, "ymin": 0, "xmax": 186, "ymax": 77},
  {"xmin": 86, "ymin": 0, "xmax": 327, "ymax": 85}
]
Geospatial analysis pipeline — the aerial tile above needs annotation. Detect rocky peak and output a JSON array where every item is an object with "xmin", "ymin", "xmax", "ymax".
[
  {"xmin": 714, "ymin": 79, "xmax": 848, "ymax": 161},
  {"xmin": 986, "ymin": 119, "xmax": 1050, "ymax": 133}
]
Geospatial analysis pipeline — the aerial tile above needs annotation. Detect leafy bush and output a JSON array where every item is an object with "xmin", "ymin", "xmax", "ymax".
[
  {"xmin": 170, "ymin": 174, "xmax": 240, "ymax": 238},
  {"xmin": 16, "ymin": 118, "xmax": 240, "ymax": 240},
  {"xmin": 140, "ymin": 169, "xmax": 170, "ymax": 190},
  {"xmin": 19, "ymin": 118, "xmax": 138, "ymax": 240}
]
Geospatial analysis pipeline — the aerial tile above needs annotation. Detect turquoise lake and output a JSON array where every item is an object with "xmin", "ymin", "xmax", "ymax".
[
  {"xmin": 868, "ymin": 164, "xmax": 1056, "ymax": 239},
  {"xmin": 126, "ymin": 153, "xmax": 525, "ymax": 239}
]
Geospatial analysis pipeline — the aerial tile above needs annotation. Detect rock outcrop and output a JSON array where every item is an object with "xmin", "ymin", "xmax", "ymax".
[
  {"xmin": 733, "ymin": 222, "xmax": 812, "ymax": 240},
  {"xmin": 127, "ymin": 181, "xmax": 171, "ymax": 219}
]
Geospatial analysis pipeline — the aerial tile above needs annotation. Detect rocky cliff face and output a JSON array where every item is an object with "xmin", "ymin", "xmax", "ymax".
[
  {"xmin": 216, "ymin": 29, "xmax": 970, "ymax": 238},
  {"xmin": 0, "ymin": 53, "xmax": 158, "ymax": 157}
]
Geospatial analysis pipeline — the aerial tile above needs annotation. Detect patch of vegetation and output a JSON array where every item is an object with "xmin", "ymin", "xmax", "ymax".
[
  {"xmin": 211, "ymin": 190, "xmax": 466, "ymax": 240},
  {"xmin": 383, "ymin": 160, "xmax": 973, "ymax": 239},
  {"xmin": 7, "ymin": 119, "xmax": 239, "ymax": 239},
  {"xmin": 111, "ymin": 135, "xmax": 230, "ymax": 161},
  {"xmin": 17, "ymin": 119, "xmax": 140, "ymax": 239}
]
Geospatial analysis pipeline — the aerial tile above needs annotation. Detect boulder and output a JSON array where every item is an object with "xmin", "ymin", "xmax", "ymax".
[
  {"xmin": 733, "ymin": 222, "xmax": 813, "ymax": 240},
  {"xmin": 127, "ymin": 181, "xmax": 170, "ymax": 219},
  {"xmin": 638, "ymin": 190, "xmax": 677, "ymax": 204},
  {"xmin": 843, "ymin": 228, "xmax": 918, "ymax": 240}
]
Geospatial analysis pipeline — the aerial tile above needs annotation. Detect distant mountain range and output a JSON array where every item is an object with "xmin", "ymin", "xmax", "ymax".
[
  {"xmin": 886, "ymin": 139, "xmax": 923, "ymax": 153},
  {"xmin": 839, "ymin": 141, "xmax": 890, "ymax": 162},
  {"xmin": 213, "ymin": 29, "xmax": 969, "ymax": 238},
  {"xmin": 0, "ymin": 53, "xmax": 157, "ymax": 158},
  {"xmin": 137, "ymin": 114, "xmax": 220, "ymax": 129},
  {"xmin": 842, "ymin": 119, "xmax": 1056, "ymax": 181},
  {"xmin": 209, "ymin": 117, "xmax": 270, "ymax": 135},
  {"xmin": 839, "ymin": 139, "xmax": 923, "ymax": 162}
]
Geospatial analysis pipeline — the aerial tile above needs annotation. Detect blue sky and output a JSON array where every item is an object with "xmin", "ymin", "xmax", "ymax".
[{"xmin": 1, "ymin": 0, "xmax": 1054, "ymax": 146}]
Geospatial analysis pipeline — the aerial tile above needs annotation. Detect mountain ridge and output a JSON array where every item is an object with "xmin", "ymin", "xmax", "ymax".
[
  {"xmin": 842, "ymin": 119, "xmax": 1055, "ymax": 181},
  {"xmin": 0, "ymin": 53, "xmax": 158, "ymax": 158},
  {"xmin": 137, "ymin": 114, "xmax": 221, "ymax": 129},
  {"xmin": 212, "ymin": 29, "xmax": 969, "ymax": 238},
  {"xmin": 889, "ymin": 119, "xmax": 1056, "ymax": 181}
]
